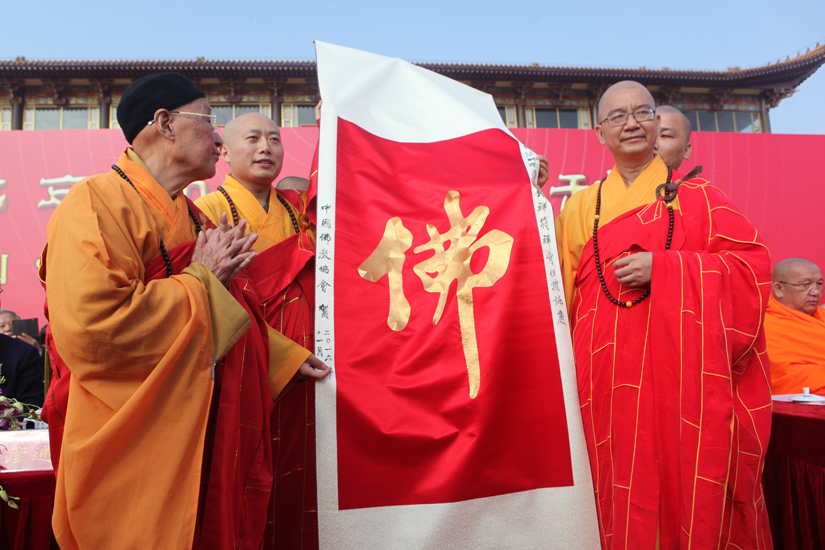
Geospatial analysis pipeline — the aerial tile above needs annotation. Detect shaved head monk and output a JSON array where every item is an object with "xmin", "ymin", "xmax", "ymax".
[
  {"xmin": 197, "ymin": 112, "xmax": 328, "ymax": 550},
  {"xmin": 277, "ymin": 175, "xmax": 310, "ymax": 191},
  {"xmin": 655, "ymin": 105, "xmax": 692, "ymax": 169},
  {"xmin": 556, "ymin": 80, "xmax": 772, "ymax": 548},
  {"xmin": 765, "ymin": 258, "xmax": 825, "ymax": 395},
  {"xmin": 40, "ymin": 73, "xmax": 326, "ymax": 549}
]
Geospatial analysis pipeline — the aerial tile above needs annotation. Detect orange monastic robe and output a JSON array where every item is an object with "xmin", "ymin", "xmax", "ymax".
[
  {"xmin": 556, "ymin": 156, "xmax": 773, "ymax": 549},
  {"xmin": 197, "ymin": 175, "xmax": 318, "ymax": 550},
  {"xmin": 764, "ymin": 293, "xmax": 825, "ymax": 395},
  {"xmin": 40, "ymin": 151, "xmax": 310, "ymax": 550}
]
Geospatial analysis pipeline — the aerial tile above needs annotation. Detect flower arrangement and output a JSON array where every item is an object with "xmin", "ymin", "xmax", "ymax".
[
  {"xmin": 0, "ymin": 364, "xmax": 44, "ymax": 509},
  {"xmin": 0, "ymin": 393, "xmax": 40, "ymax": 430},
  {"xmin": 0, "ymin": 366, "xmax": 41, "ymax": 431}
]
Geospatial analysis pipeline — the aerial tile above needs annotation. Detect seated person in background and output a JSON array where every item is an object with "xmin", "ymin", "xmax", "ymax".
[
  {"xmin": 0, "ymin": 290, "xmax": 44, "ymax": 406},
  {"xmin": 0, "ymin": 309, "xmax": 16, "ymax": 335},
  {"xmin": 0, "ymin": 308, "xmax": 40, "ymax": 349},
  {"xmin": 654, "ymin": 105, "xmax": 692, "ymax": 170},
  {"xmin": 764, "ymin": 257, "xmax": 825, "ymax": 394}
]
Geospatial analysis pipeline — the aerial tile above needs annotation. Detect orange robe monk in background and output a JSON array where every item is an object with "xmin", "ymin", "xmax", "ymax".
[
  {"xmin": 197, "ymin": 115, "xmax": 319, "ymax": 549},
  {"xmin": 556, "ymin": 80, "xmax": 772, "ymax": 549},
  {"xmin": 764, "ymin": 258, "xmax": 825, "ymax": 395},
  {"xmin": 765, "ymin": 295, "xmax": 825, "ymax": 394},
  {"xmin": 41, "ymin": 149, "xmax": 311, "ymax": 549}
]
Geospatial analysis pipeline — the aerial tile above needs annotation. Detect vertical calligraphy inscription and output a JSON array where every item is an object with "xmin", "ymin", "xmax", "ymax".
[
  {"xmin": 358, "ymin": 190, "xmax": 513, "ymax": 399},
  {"xmin": 0, "ymin": 253, "xmax": 7, "ymax": 285}
]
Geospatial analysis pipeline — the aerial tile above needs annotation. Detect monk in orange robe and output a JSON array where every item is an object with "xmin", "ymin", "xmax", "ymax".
[
  {"xmin": 764, "ymin": 258, "xmax": 825, "ymax": 394},
  {"xmin": 556, "ymin": 81, "xmax": 773, "ymax": 549},
  {"xmin": 40, "ymin": 73, "xmax": 325, "ymax": 550},
  {"xmin": 196, "ymin": 112, "xmax": 328, "ymax": 550}
]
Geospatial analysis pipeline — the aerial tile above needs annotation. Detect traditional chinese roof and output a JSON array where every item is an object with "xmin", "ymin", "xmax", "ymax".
[
  {"xmin": 1, "ymin": 43, "xmax": 823, "ymax": 91},
  {"xmin": 418, "ymin": 43, "xmax": 825, "ymax": 90},
  {"xmin": 0, "ymin": 59, "xmax": 317, "ymax": 80}
]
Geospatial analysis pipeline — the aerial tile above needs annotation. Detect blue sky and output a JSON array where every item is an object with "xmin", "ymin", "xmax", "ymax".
[{"xmin": 2, "ymin": 0, "xmax": 823, "ymax": 134}]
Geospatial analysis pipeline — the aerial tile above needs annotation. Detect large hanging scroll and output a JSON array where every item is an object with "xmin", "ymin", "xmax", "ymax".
[{"xmin": 312, "ymin": 42, "xmax": 599, "ymax": 549}]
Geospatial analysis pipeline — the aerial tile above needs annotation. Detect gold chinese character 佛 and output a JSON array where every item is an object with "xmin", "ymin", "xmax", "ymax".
[{"xmin": 359, "ymin": 190, "xmax": 513, "ymax": 399}]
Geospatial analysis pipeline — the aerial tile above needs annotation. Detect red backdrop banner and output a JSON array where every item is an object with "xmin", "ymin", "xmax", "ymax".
[
  {"xmin": 1, "ymin": 128, "xmax": 823, "ymax": 324},
  {"xmin": 0, "ymin": 128, "xmax": 318, "ymax": 323}
]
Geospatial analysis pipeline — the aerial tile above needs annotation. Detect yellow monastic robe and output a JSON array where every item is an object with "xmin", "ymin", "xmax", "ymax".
[
  {"xmin": 765, "ymin": 293, "xmax": 825, "ymax": 395},
  {"xmin": 41, "ymin": 150, "xmax": 309, "ymax": 550},
  {"xmin": 196, "ymin": 175, "xmax": 314, "ymax": 254},
  {"xmin": 196, "ymin": 175, "xmax": 315, "ymax": 389}
]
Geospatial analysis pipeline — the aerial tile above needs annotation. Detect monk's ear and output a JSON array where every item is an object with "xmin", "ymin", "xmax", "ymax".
[
  {"xmin": 595, "ymin": 124, "xmax": 606, "ymax": 146},
  {"xmin": 683, "ymin": 142, "xmax": 692, "ymax": 160},
  {"xmin": 772, "ymin": 281, "xmax": 784, "ymax": 299},
  {"xmin": 151, "ymin": 109, "xmax": 175, "ymax": 140},
  {"xmin": 219, "ymin": 143, "xmax": 231, "ymax": 163}
]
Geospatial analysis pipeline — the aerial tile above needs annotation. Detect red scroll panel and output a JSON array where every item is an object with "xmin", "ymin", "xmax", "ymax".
[{"xmin": 332, "ymin": 119, "xmax": 572, "ymax": 509}]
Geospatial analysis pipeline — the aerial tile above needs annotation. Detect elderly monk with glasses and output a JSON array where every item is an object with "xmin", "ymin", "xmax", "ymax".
[
  {"xmin": 555, "ymin": 80, "xmax": 772, "ymax": 549},
  {"xmin": 40, "ymin": 72, "xmax": 327, "ymax": 550},
  {"xmin": 764, "ymin": 258, "xmax": 825, "ymax": 395}
]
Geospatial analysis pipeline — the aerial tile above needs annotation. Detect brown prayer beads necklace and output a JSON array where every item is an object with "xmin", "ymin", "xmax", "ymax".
[
  {"xmin": 592, "ymin": 167, "xmax": 674, "ymax": 308},
  {"xmin": 217, "ymin": 185, "xmax": 300, "ymax": 235},
  {"xmin": 592, "ymin": 164, "xmax": 703, "ymax": 308},
  {"xmin": 112, "ymin": 164, "xmax": 203, "ymax": 277}
]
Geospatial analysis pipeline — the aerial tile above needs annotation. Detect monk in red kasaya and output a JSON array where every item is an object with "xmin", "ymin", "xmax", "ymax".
[
  {"xmin": 197, "ymin": 112, "xmax": 329, "ymax": 550},
  {"xmin": 556, "ymin": 81, "xmax": 773, "ymax": 549}
]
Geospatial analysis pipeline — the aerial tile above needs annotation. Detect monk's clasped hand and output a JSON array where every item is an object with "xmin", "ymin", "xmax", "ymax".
[
  {"xmin": 192, "ymin": 213, "xmax": 259, "ymax": 286},
  {"xmin": 612, "ymin": 252, "xmax": 653, "ymax": 288}
]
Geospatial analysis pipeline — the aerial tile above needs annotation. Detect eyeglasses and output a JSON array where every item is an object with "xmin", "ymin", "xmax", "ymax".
[
  {"xmin": 778, "ymin": 280, "xmax": 824, "ymax": 292},
  {"xmin": 169, "ymin": 110, "xmax": 218, "ymax": 131},
  {"xmin": 599, "ymin": 108, "xmax": 656, "ymax": 127}
]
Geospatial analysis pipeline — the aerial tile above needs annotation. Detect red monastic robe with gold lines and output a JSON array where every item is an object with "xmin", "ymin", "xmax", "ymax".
[
  {"xmin": 197, "ymin": 176, "xmax": 318, "ymax": 549},
  {"xmin": 558, "ymin": 157, "xmax": 773, "ymax": 549}
]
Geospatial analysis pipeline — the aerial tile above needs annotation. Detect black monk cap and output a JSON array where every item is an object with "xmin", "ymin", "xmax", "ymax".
[{"xmin": 117, "ymin": 72, "xmax": 206, "ymax": 144}]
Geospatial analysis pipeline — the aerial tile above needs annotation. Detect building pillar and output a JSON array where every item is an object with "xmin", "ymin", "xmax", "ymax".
[
  {"xmin": 759, "ymin": 95, "xmax": 771, "ymax": 134},
  {"xmin": 266, "ymin": 80, "xmax": 283, "ymax": 125},
  {"xmin": 10, "ymin": 96, "xmax": 23, "ymax": 130},
  {"xmin": 587, "ymin": 85, "xmax": 608, "ymax": 129},
  {"xmin": 516, "ymin": 101, "xmax": 526, "ymax": 128},
  {"xmin": 99, "ymin": 96, "xmax": 111, "ymax": 129},
  {"xmin": 271, "ymin": 97, "xmax": 282, "ymax": 125}
]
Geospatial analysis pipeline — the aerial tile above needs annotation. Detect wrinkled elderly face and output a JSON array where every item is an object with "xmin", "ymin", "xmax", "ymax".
[
  {"xmin": 170, "ymin": 98, "xmax": 221, "ymax": 183},
  {"xmin": 775, "ymin": 262, "xmax": 824, "ymax": 315},
  {"xmin": 595, "ymin": 83, "xmax": 658, "ymax": 165},
  {"xmin": 656, "ymin": 111, "xmax": 691, "ymax": 170},
  {"xmin": 0, "ymin": 312, "xmax": 15, "ymax": 336},
  {"xmin": 220, "ymin": 113, "xmax": 284, "ymax": 189}
]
